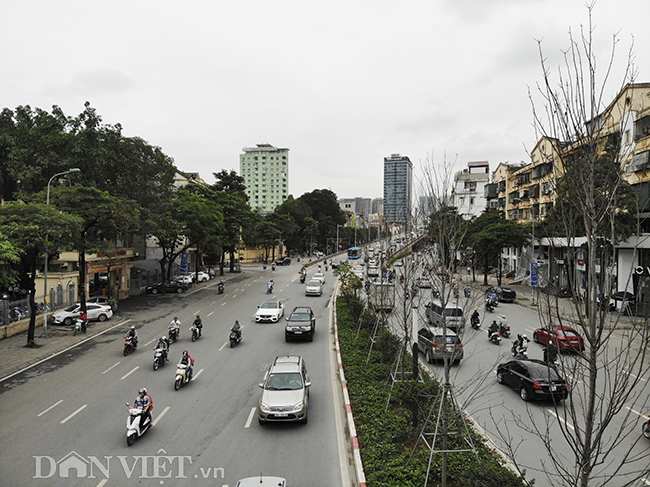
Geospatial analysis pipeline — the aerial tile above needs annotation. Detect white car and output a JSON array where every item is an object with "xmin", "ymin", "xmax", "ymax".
[
  {"xmin": 312, "ymin": 272, "xmax": 326, "ymax": 284},
  {"xmin": 52, "ymin": 303, "xmax": 113, "ymax": 326},
  {"xmin": 195, "ymin": 271, "xmax": 210, "ymax": 282},
  {"xmin": 255, "ymin": 300, "xmax": 285, "ymax": 323},
  {"xmin": 176, "ymin": 274, "xmax": 193, "ymax": 284},
  {"xmin": 305, "ymin": 279, "xmax": 324, "ymax": 296}
]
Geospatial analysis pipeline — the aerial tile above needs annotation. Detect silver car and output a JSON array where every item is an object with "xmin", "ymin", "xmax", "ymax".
[
  {"xmin": 305, "ymin": 279, "xmax": 323, "ymax": 296},
  {"xmin": 258, "ymin": 356, "xmax": 311, "ymax": 424}
]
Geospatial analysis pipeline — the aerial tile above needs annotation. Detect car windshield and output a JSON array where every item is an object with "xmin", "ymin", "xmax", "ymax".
[
  {"xmin": 561, "ymin": 329, "xmax": 580, "ymax": 338},
  {"xmin": 445, "ymin": 308, "xmax": 463, "ymax": 317},
  {"xmin": 290, "ymin": 313, "xmax": 310, "ymax": 321},
  {"xmin": 260, "ymin": 302, "xmax": 278, "ymax": 309},
  {"xmin": 64, "ymin": 305, "xmax": 78, "ymax": 312},
  {"xmin": 266, "ymin": 372, "xmax": 303, "ymax": 390},
  {"xmin": 307, "ymin": 281, "xmax": 320, "ymax": 286}
]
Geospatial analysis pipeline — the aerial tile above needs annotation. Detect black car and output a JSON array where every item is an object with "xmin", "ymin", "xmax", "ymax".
[
  {"xmin": 496, "ymin": 359, "xmax": 569, "ymax": 402},
  {"xmin": 145, "ymin": 281, "xmax": 189, "ymax": 294},
  {"xmin": 275, "ymin": 257, "xmax": 291, "ymax": 266},
  {"xmin": 285, "ymin": 306, "xmax": 315, "ymax": 341},
  {"xmin": 486, "ymin": 286, "xmax": 517, "ymax": 302}
]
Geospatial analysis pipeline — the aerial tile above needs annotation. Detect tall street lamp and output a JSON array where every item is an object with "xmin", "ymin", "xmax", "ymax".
[
  {"xmin": 43, "ymin": 168, "xmax": 81, "ymax": 337},
  {"xmin": 336, "ymin": 224, "xmax": 341, "ymax": 254}
]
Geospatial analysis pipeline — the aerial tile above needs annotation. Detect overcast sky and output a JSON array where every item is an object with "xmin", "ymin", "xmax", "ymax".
[{"xmin": 2, "ymin": 0, "xmax": 648, "ymax": 201}]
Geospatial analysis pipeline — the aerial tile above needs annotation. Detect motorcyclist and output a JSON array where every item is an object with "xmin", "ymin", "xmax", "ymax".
[
  {"xmin": 267, "ymin": 279, "xmax": 274, "ymax": 293},
  {"xmin": 544, "ymin": 340, "xmax": 558, "ymax": 364},
  {"xmin": 231, "ymin": 320, "xmax": 242, "ymax": 341},
  {"xmin": 410, "ymin": 283, "xmax": 419, "ymax": 299},
  {"xmin": 217, "ymin": 281, "xmax": 224, "ymax": 293},
  {"xmin": 271, "ymin": 262, "xmax": 276, "ymax": 271},
  {"xmin": 471, "ymin": 308, "xmax": 480, "ymax": 326},
  {"xmin": 499, "ymin": 314, "xmax": 508, "ymax": 330},
  {"xmin": 192, "ymin": 315, "xmax": 203, "ymax": 337},
  {"xmin": 512, "ymin": 334, "xmax": 530, "ymax": 356},
  {"xmin": 125, "ymin": 326, "xmax": 138, "ymax": 348},
  {"xmin": 464, "ymin": 285, "xmax": 471, "ymax": 297},
  {"xmin": 488, "ymin": 320, "xmax": 499, "ymax": 341},
  {"xmin": 133, "ymin": 387, "xmax": 152, "ymax": 427},
  {"xmin": 168, "ymin": 316, "xmax": 181, "ymax": 339},
  {"xmin": 155, "ymin": 336, "xmax": 169, "ymax": 361},
  {"xmin": 179, "ymin": 350, "xmax": 194, "ymax": 380}
]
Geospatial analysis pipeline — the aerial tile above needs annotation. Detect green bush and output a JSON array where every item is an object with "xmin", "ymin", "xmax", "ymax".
[{"xmin": 337, "ymin": 297, "xmax": 530, "ymax": 487}]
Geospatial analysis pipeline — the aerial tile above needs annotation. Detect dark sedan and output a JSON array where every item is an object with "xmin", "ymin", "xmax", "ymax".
[
  {"xmin": 486, "ymin": 286, "xmax": 517, "ymax": 302},
  {"xmin": 145, "ymin": 280, "xmax": 189, "ymax": 294},
  {"xmin": 496, "ymin": 359, "xmax": 569, "ymax": 402},
  {"xmin": 533, "ymin": 325, "xmax": 585, "ymax": 352}
]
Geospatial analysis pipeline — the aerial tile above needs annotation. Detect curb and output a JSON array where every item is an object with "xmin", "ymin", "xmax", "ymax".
[{"xmin": 332, "ymin": 285, "xmax": 367, "ymax": 487}]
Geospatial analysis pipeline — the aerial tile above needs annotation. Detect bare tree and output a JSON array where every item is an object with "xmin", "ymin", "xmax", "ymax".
[{"xmin": 521, "ymin": 4, "xmax": 650, "ymax": 486}]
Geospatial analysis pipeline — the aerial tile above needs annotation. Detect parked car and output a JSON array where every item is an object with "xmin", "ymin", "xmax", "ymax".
[
  {"xmin": 274, "ymin": 257, "xmax": 291, "ymax": 266},
  {"xmin": 52, "ymin": 303, "xmax": 113, "ymax": 326},
  {"xmin": 486, "ymin": 286, "xmax": 517, "ymax": 302},
  {"xmin": 176, "ymin": 274, "xmax": 194, "ymax": 285},
  {"xmin": 86, "ymin": 296, "xmax": 110, "ymax": 305},
  {"xmin": 285, "ymin": 306, "xmax": 316, "ymax": 341},
  {"xmin": 255, "ymin": 300, "xmax": 285, "ymax": 323},
  {"xmin": 258, "ymin": 355, "xmax": 310, "ymax": 424},
  {"xmin": 305, "ymin": 280, "xmax": 324, "ymax": 296},
  {"xmin": 145, "ymin": 281, "xmax": 189, "ymax": 294},
  {"xmin": 194, "ymin": 271, "xmax": 210, "ymax": 282},
  {"xmin": 496, "ymin": 359, "xmax": 569, "ymax": 402},
  {"xmin": 417, "ymin": 326, "xmax": 464, "ymax": 365},
  {"xmin": 312, "ymin": 272, "xmax": 326, "ymax": 284},
  {"xmin": 533, "ymin": 325, "xmax": 585, "ymax": 352}
]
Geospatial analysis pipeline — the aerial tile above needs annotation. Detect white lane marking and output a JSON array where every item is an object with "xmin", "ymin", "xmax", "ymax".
[
  {"xmin": 144, "ymin": 338, "xmax": 157, "ymax": 346},
  {"xmin": 0, "ymin": 319, "xmax": 132, "ymax": 384},
  {"xmin": 61, "ymin": 404, "xmax": 87, "ymax": 424},
  {"xmin": 120, "ymin": 366, "xmax": 139, "ymax": 380},
  {"xmin": 210, "ymin": 301, "xmax": 216, "ymax": 305},
  {"xmin": 548, "ymin": 409, "xmax": 575, "ymax": 430},
  {"xmin": 193, "ymin": 369, "xmax": 204, "ymax": 380},
  {"xmin": 221, "ymin": 302, "xmax": 227, "ymax": 306},
  {"xmin": 102, "ymin": 362, "xmax": 121, "ymax": 374},
  {"xmin": 642, "ymin": 478, "xmax": 650, "ymax": 486},
  {"xmin": 626, "ymin": 371, "xmax": 647, "ymax": 382},
  {"xmin": 96, "ymin": 480, "xmax": 108, "ymax": 487},
  {"xmin": 626, "ymin": 406, "xmax": 649, "ymax": 418},
  {"xmin": 233, "ymin": 295, "xmax": 237, "ymax": 298},
  {"xmin": 38, "ymin": 399, "xmax": 63, "ymax": 417},
  {"xmin": 153, "ymin": 406, "xmax": 170, "ymax": 426},
  {"xmin": 244, "ymin": 407, "xmax": 257, "ymax": 428},
  {"xmin": 194, "ymin": 309, "xmax": 201, "ymax": 315},
  {"xmin": 219, "ymin": 342, "xmax": 228, "ymax": 351},
  {"xmin": 207, "ymin": 311, "xmax": 214, "ymax": 317}
]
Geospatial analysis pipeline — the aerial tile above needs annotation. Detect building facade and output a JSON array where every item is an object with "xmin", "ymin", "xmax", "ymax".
[
  {"xmin": 383, "ymin": 153, "xmax": 413, "ymax": 228},
  {"xmin": 239, "ymin": 144, "xmax": 289, "ymax": 213},
  {"xmin": 452, "ymin": 161, "xmax": 490, "ymax": 219}
]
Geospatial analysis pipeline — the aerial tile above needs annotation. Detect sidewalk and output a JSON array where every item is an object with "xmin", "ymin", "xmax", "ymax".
[{"xmin": 0, "ymin": 273, "xmax": 243, "ymax": 382}]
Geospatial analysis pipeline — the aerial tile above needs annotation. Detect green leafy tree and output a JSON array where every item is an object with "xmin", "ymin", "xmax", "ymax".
[
  {"xmin": 0, "ymin": 231, "xmax": 20, "ymax": 288},
  {"xmin": 0, "ymin": 202, "xmax": 81, "ymax": 347},
  {"xmin": 298, "ymin": 189, "xmax": 346, "ymax": 251}
]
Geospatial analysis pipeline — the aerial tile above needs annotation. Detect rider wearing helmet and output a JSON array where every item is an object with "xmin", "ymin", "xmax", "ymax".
[
  {"xmin": 155, "ymin": 336, "xmax": 169, "ymax": 361},
  {"xmin": 499, "ymin": 314, "xmax": 508, "ymax": 329},
  {"xmin": 168, "ymin": 316, "xmax": 181, "ymax": 339},
  {"xmin": 231, "ymin": 320, "xmax": 242, "ymax": 340},
  {"xmin": 125, "ymin": 326, "xmax": 138, "ymax": 348},
  {"xmin": 133, "ymin": 387, "xmax": 153, "ymax": 426},
  {"xmin": 179, "ymin": 350, "xmax": 194, "ymax": 379},
  {"xmin": 192, "ymin": 315, "xmax": 203, "ymax": 337}
]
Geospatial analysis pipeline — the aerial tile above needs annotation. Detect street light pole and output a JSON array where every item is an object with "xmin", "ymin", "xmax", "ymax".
[
  {"xmin": 336, "ymin": 224, "xmax": 340, "ymax": 254},
  {"xmin": 43, "ymin": 168, "xmax": 81, "ymax": 337}
]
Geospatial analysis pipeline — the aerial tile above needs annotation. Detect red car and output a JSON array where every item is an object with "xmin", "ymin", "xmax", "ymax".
[{"xmin": 533, "ymin": 325, "xmax": 585, "ymax": 352}]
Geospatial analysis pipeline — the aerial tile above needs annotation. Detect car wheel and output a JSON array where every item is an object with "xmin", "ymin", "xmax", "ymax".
[
  {"xmin": 176, "ymin": 288, "xmax": 183, "ymax": 294},
  {"xmin": 301, "ymin": 412, "xmax": 309, "ymax": 424},
  {"xmin": 64, "ymin": 317, "xmax": 73, "ymax": 326},
  {"xmin": 642, "ymin": 421, "xmax": 650, "ymax": 439},
  {"xmin": 258, "ymin": 416, "xmax": 266, "ymax": 425},
  {"xmin": 533, "ymin": 332, "xmax": 539, "ymax": 343},
  {"xmin": 308, "ymin": 332, "xmax": 314, "ymax": 342},
  {"xmin": 496, "ymin": 371, "xmax": 505, "ymax": 384},
  {"xmin": 520, "ymin": 386, "xmax": 530, "ymax": 401},
  {"xmin": 285, "ymin": 333, "xmax": 291, "ymax": 342},
  {"xmin": 151, "ymin": 288, "xmax": 159, "ymax": 295},
  {"xmin": 98, "ymin": 314, "xmax": 107, "ymax": 322}
]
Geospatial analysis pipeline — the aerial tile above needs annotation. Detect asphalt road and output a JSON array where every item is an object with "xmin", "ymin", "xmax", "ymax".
[
  {"xmin": 0, "ymin": 265, "xmax": 352, "ymax": 486},
  {"xmin": 387, "ymin": 263, "xmax": 650, "ymax": 486}
]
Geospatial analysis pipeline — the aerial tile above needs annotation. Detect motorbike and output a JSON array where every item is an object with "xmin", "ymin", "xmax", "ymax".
[
  {"xmin": 230, "ymin": 329, "xmax": 242, "ymax": 348},
  {"xmin": 470, "ymin": 314, "xmax": 480, "ymax": 329},
  {"xmin": 488, "ymin": 329, "xmax": 501, "ymax": 344},
  {"xmin": 123, "ymin": 335, "xmax": 137, "ymax": 356},
  {"xmin": 499, "ymin": 323, "xmax": 511, "ymax": 338},
  {"xmin": 125, "ymin": 403, "xmax": 151, "ymax": 446},
  {"xmin": 174, "ymin": 363, "xmax": 192, "ymax": 390},
  {"xmin": 299, "ymin": 274, "xmax": 306, "ymax": 284},
  {"xmin": 168, "ymin": 327, "xmax": 179, "ymax": 343},
  {"xmin": 485, "ymin": 298, "xmax": 496, "ymax": 313},
  {"xmin": 272, "ymin": 263, "xmax": 276, "ymax": 271},
  {"xmin": 73, "ymin": 318, "xmax": 87, "ymax": 336},
  {"xmin": 267, "ymin": 284, "xmax": 274, "ymax": 294},
  {"xmin": 217, "ymin": 282, "xmax": 224, "ymax": 294},
  {"xmin": 190, "ymin": 324, "xmax": 201, "ymax": 342},
  {"xmin": 464, "ymin": 286, "xmax": 471, "ymax": 298},
  {"xmin": 642, "ymin": 418, "xmax": 650, "ymax": 439},
  {"xmin": 153, "ymin": 348, "xmax": 167, "ymax": 371},
  {"xmin": 512, "ymin": 343, "xmax": 529, "ymax": 359}
]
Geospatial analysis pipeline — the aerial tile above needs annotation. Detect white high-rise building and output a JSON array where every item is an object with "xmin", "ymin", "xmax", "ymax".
[{"xmin": 239, "ymin": 144, "xmax": 289, "ymax": 213}]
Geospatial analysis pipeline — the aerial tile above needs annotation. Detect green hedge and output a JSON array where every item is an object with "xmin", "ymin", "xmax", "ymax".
[{"xmin": 337, "ymin": 295, "xmax": 531, "ymax": 487}]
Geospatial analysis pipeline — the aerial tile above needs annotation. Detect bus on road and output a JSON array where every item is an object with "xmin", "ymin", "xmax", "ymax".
[{"xmin": 348, "ymin": 247, "xmax": 361, "ymax": 260}]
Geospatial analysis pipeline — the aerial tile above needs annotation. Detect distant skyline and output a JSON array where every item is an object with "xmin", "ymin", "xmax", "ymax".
[{"xmin": 2, "ymin": 1, "xmax": 648, "ymax": 201}]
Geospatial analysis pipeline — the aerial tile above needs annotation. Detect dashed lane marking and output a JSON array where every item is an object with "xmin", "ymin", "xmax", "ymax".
[
  {"xmin": 244, "ymin": 407, "xmax": 256, "ymax": 428},
  {"xmin": 120, "ymin": 366, "xmax": 139, "ymax": 380},
  {"xmin": 38, "ymin": 399, "xmax": 63, "ymax": 417},
  {"xmin": 153, "ymin": 406, "xmax": 170, "ymax": 426},
  {"xmin": 61, "ymin": 404, "xmax": 87, "ymax": 424},
  {"xmin": 102, "ymin": 362, "xmax": 121, "ymax": 374}
]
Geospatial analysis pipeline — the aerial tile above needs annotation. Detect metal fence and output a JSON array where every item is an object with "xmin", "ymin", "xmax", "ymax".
[{"xmin": 0, "ymin": 286, "xmax": 77, "ymax": 327}]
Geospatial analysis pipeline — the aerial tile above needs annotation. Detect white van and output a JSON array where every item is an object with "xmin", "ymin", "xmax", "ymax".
[{"xmin": 425, "ymin": 301, "xmax": 465, "ymax": 331}]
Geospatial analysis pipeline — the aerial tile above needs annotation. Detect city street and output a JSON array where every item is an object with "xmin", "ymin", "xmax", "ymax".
[{"xmin": 0, "ymin": 265, "xmax": 352, "ymax": 486}]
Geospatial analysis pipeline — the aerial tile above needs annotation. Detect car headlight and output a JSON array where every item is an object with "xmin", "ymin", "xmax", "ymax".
[
  {"xmin": 260, "ymin": 402, "xmax": 271, "ymax": 413},
  {"xmin": 292, "ymin": 401, "xmax": 304, "ymax": 412}
]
